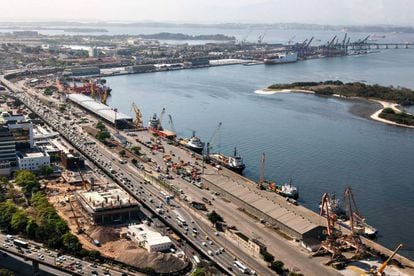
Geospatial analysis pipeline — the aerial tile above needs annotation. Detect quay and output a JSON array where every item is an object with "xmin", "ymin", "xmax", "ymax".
[{"xmin": 2, "ymin": 67, "xmax": 414, "ymax": 275}]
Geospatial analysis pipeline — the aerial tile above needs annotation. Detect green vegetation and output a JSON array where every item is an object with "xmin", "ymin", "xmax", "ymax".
[
  {"xmin": 131, "ymin": 159, "xmax": 138, "ymax": 165},
  {"xmin": 268, "ymin": 80, "xmax": 414, "ymax": 105},
  {"xmin": 262, "ymin": 250, "xmax": 275, "ymax": 263},
  {"xmin": 379, "ymin": 108, "xmax": 414, "ymax": 126},
  {"xmin": 270, "ymin": 260, "xmax": 285, "ymax": 274},
  {"xmin": 95, "ymin": 122, "xmax": 111, "ymax": 141},
  {"xmin": 131, "ymin": 146, "xmax": 141, "ymax": 155},
  {"xmin": 0, "ymin": 269, "xmax": 14, "ymax": 276},
  {"xmin": 39, "ymin": 165, "xmax": 54, "ymax": 176},
  {"xmin": 14, "ymin": 170, "xmax": 40, "ymax": 198},
  {"xmin": 119, "ymin": 149, "xmax": 126, "ymax": 157},
  {"xmin": 43, "ymin": 87, "xmax": 53, "ymax": 96},
  {"xmin": 207, "ymin": 210, "xmax": 224, "ymax": 225},
  {"xmin": 192, "ymin": 267, "xmax": 205, "ymax": 276}
]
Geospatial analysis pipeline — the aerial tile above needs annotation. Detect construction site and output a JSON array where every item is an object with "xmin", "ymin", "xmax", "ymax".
[{"xmin": 44, "ymin": 156, "xmax": 188, "ymax": 274}]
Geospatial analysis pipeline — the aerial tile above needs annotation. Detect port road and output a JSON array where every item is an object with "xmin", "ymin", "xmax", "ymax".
[
  {"xmin": 5, "ymin": 77, "xmax": 341, "ymax": 275},
  {"xmin": 13, "ymin": 91, "xmax": 266, "ymax": 275}
]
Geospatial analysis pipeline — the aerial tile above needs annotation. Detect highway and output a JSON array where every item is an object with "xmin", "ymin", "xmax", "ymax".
[
  {"xmin": 0, "ymin": 233, "xmax": 134, "ymax": 276},
  {"xmin": 13, "ymin": 88, "xmax": 265, "ymax": 274}
]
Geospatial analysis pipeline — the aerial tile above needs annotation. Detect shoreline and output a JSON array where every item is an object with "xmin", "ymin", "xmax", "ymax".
[{"xmin": 255, "ymin": 88, "xmax": 414, "ymax": 129}]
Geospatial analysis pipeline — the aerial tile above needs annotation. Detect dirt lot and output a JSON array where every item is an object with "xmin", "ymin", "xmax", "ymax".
[{"xmin": 46, "ymin": 179, "xmax": 187, "ymax": 273}]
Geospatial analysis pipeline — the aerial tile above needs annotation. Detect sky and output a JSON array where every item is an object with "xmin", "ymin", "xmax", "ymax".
[{"xmin": 1, "ymin": 0, "xmax": 413, "ymax": 26}]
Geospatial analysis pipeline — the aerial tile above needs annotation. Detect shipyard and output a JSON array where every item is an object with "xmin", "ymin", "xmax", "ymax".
[{"xmin": 0, "ymin": 12, "xmax": 414, "ymax": 276}]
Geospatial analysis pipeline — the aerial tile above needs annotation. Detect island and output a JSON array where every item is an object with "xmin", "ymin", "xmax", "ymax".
[
  {"xmin": 136, "ymin": 32, "xmax": 236, "ymax": 41},
  {"xmin": 257, "ymin": 81, "xmax": 414, "ymax": 128}
]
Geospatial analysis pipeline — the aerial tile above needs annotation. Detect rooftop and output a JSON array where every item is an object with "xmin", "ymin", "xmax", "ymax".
[{"xmin": 77, "ymin": 188, "xmax": 139, "ymax": 212}]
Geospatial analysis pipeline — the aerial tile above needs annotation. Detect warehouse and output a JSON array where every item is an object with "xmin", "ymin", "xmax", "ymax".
[{"xmin": 67, "ymin": 94, "xmax": 133, "ymax": 129}]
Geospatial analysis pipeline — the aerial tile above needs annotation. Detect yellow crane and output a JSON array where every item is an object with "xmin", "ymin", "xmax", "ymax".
[
  {"xmin": 89, "ymin": 79, "xmax": 96, "ymax": 99},
  {"xmin": 370, "ymin": 244, "xmax": 403, "ymax": 275},
  {"xmin": 101, "ymin": 89, "xmax": 109, "ymax": 105},
  {"xmin": 132, "ymin": 102, "xmax": 143, "ymax": 129}
]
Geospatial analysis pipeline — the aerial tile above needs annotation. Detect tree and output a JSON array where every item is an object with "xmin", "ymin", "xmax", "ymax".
[
  {"xmin": 43, "ymin": 88, "xmax": 52, "ymax": 96},
  {"xmin": 14, "ymin": 170, "xmax": 40, "ymax": 197},
  {"xmin": 131, "ymin": 159, "xmax": 138, "ymax": 165},
  {"xmin": 192, "ymin": 267, "xmax": 205, "ymax": 276},
  {"xmin": 96, "ymin": 130, "xmax": 110, "ymax": 141},
  {"xmin": 0, "ymin": 268, "xmax": 14, "ymax": 276},
  {"xmin": 62, "ymin": 232, "xmax": 82, "ymax": 253},
  {"xmin": 10, "ymin": 209, "xmax": 28, "ymax": 234},
  {"xmin": 26, "ymin": 218, "xmax": 38, "ymax": 239},
  {"xmin": 119, "ymin": 150, "xmax": 126, "ymax": 157},
  {"xmin": 131, "ymin": 146, "xmax": 141, "ymax": 155},
  {"xmin": 95, "ymin": 122, "xmax": 106, "ymax": 131},
  {"xmin": 270, "ymin": 260, "xmax": 285, "ymax": 274},
  {"xmin": 0, "ymin": 201, "xmax": 18, "ymax": 230},
  {"xmin": 207, "ymin": 210, "xmax": 224, "ymax": 225},
  {"xmin": 40, "ymin": 165, "xmax": 54, "ymax": 176},
  {"xmin": 262, "ymin": 250, "xmax": 275, "ymax": 263}
]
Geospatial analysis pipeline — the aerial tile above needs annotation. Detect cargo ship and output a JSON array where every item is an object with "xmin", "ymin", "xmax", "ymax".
[
  {"xmin": 264, "ymin": 52, "xmax": 298, "ymax": 65},
  {"xmin": 179, "ymin": 131, "xmax": 205, "ymax": 154},
  {"xmin": 148, "ymin": 112, "xmax": 176, "ymax": 140},
  {"xmin": 207, "ymin": 148, "xmax": 246, "ymax": 174}
]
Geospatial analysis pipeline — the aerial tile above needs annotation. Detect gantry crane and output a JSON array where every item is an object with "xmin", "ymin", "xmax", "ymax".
[
  {"xmin": 314, "ymin": 193, "xmax": 343, "ymax": 260},
  {"xmin": 370, "ymin": 244, "xmax": 403, "ymax": 276},
  {"xmin": 131, "ymin": 102, "xmax": 143, "ymax": 129}
]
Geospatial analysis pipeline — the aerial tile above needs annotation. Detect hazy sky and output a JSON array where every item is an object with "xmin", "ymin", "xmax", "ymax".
[{"xmin": 2, "ymin": 0, "xmax": 413, "ymax": 25}]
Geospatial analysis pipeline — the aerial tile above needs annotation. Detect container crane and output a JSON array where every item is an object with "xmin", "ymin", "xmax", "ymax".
[
  {"xmin": 370, "ymin": 244, "xmax": 403, "ymax": 276},
  {"xmin": 258, "ymin": 29, "xmax": 267, "ymax": 45},
  {"xmin": 131, "ymin": 102, "xmax": 143, "ymax": 129}
]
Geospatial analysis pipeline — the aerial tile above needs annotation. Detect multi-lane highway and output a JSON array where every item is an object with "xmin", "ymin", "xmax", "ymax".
[
  {"xmin": 13, "ymin": 87, "xmax": 269, "ymax": 275},
  {"xmin": 0, "ymin": 233, "xmax": 133, "ymax": 276}
]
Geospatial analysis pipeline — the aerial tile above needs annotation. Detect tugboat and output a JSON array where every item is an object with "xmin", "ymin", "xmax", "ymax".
[
  {"xmin": 265, "ymin": 180, "xmax": 299, "ymax": 200},
  {"xmin": 179, "ymin": 131, "xmax": 205, "ymax": 154},
  {"xmin": 207, "ymin": 147, "xmax": 246, "ymax": 174}
]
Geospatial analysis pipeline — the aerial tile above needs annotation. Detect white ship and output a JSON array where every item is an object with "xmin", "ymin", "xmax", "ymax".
[{"xmin": 264, "ymin": 52, "xmax": 298, "ymax": 64}]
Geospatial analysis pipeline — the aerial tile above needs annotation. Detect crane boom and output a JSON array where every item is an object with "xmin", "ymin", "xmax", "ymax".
[
  {"xmin": 159, "ymin": 108, "xmax": 166, "ymax": 129},
  {"xmin": 376, "ymin": 244, "xmax": 403, "ymax": 275},
  {"xmin": 205, "ymin": 122, "xmax": 222, "ymax": 156},
  {"xmin": 168, "ymin": 114, "xmax": 176, "ymax": 133},
  {"xmin": 259, "ymin": 152, "xmax": 265, "ymax": 185}
]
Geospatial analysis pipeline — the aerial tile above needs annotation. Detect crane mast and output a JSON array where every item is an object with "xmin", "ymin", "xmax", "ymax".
[
  {"xmin": 205, "ymin": 122, "xmax": 222, "ymax": 157},
  {"xmin": 132, "ymin": 102, "xmax": 143, "ymax": 129}
]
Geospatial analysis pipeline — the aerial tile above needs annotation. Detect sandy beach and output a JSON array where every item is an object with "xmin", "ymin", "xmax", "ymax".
[{"xmin": 256, "ymin": 88, "xmax": 414, "ymax": 129}]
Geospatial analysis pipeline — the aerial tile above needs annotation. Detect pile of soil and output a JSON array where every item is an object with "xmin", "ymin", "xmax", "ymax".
[
  {"xmin": 109, "ymin": 240, "xmax": 186, "ymax": 273},
  {"xmin": 88, "ymin": 226, "xmax": 119, "ymax": 244}
]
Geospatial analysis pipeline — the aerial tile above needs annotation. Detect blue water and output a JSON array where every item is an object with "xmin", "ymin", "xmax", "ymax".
[{"xmin": 106, "ymin": 49, "xmax": 414, "ymax": 258}]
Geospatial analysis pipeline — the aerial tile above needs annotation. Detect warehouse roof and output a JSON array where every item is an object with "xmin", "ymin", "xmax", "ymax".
[{"xmin": 67, "ymin": 94, "xmax": 132, "ymax": 124}]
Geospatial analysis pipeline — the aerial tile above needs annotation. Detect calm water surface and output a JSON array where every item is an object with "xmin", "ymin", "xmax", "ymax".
[{"xmin": 106, "ymin": 49, "xmax": 414, "ymax": 258}]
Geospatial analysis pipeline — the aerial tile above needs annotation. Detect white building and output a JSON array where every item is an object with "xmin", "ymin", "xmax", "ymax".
[
  {"xmin": 17, "ymin": 151, "xmax": 50, "ymax": 171},
  {"xmin": 127, "ymin": 224, "xmax": 172, "ymax": 252}
]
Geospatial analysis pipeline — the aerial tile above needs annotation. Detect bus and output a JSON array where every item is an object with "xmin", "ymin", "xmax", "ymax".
[
  {"xmin": 193, "ymin": 255, "xmax": 201, "ymax": 265},
  {"xmin": 176, "ymin": 216, "xmax": 186, "ymax": 225},
  {"xmin": 13, "ymin": 239, "xmax": 29, "ymax": 249},
  {"xmin": 234, "ymin": 261, "xmax": 248, "ymax": 274}
]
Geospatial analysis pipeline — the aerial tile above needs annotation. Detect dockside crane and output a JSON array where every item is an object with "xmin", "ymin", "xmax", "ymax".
[
  {"xmin": 258, "ymin": 29, "xmax": 267, "ymax": 45},
  {"xmin": 340, "ymin": 187, "xmax": 365, "ymax": 256},
  {"xmin": 131, "ymin": 102, "xmax": 143, "ymax": 129},
  {"xmin": 159, "ymin": 108, "xmax": 166, "ymax": 130},
  {"xmin": 370, "ymin": 244, "xmax": 403, "ymax": 275},
  {"xmin": 168, "ymin": 114, "xmax": 176, "ymax": 134},
  {"xmin": 258, "ymin": 152, "xmax": 266, "ymax": 187},
  {"xmin": 101, "ymin": 89, "xmax": 109, "ymax": 105},
  {"xmin": 314, "ymin": 193, "xmax": 343, "ymax": 261},
  {"xmin": 205, "ymin": 122, "xmax": 222, "ymax": 157}
]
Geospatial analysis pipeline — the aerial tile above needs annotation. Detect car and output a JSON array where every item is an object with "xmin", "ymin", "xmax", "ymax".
[
  {"xmin": 208, "ymin": 241, "xmax": 213, "ymax": 245},
  {"xmin": 202, "ymin": 242, "xmax": 207, "ymax": 246}
]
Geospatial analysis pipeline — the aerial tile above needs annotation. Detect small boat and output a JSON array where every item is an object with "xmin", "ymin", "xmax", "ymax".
[{"xmin": 179, "ymin": 131, "xmax": 205, "ymax": 154}]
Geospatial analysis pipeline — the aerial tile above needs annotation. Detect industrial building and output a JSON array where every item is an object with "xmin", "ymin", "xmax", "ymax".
[
  {"xmin": 67, "ymin": 94, "xmax": 133, "ymax": 129},
  {"xmin": 75, "ymin": 188, "xmax": 140, "ymax": 224},
  {"xmin": 64, "ymin": 67, "xmax": 100, "ymax": 77},
  {"xmin": 126, "ymin": 64, "xmax": 156, "ymax": 74},
  {"xmin": 127, "ymin": 223, "xmax": 172, "ymax": 252}
]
